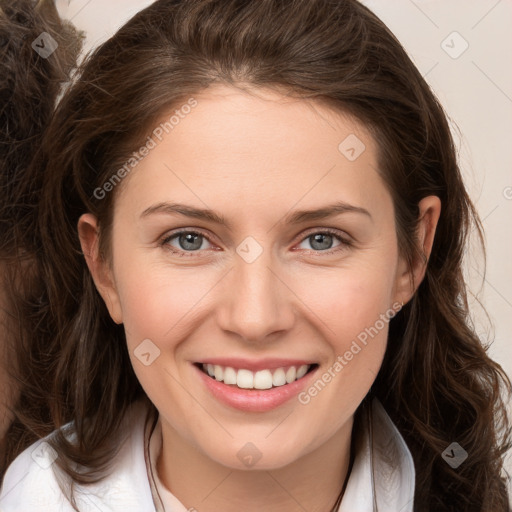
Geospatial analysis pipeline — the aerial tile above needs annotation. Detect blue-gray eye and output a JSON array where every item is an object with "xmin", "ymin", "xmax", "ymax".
[
  {"xmin": 298, "ymin": 233, "xmax": 341, "ymax": 251},
  {"xmin": 166, "ymin": 232, "xmax": 210, "ymax": 251}
]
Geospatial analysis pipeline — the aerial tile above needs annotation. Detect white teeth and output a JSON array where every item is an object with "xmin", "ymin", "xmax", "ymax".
[
  {"xmin": 272, "ymin": 368, "xmax": 286, "ymax": 387},
  {"xmin": 201, "ymin": 363, "xmax": 312, "ymax": 389},
  {"xmin": 285, "ymin": 366, "xmax": 296, "ymax": 384},
  {"xmin": 237, "ymin": 369, "xmax": 254, "ymax": 389},
  {"xmin": 253, "ymin": 370, "xmax": 273, "ymax": 390},
  {"xmin": 214, "ymin": 365, "xmax": 224, "ymax": 381},
  {"xmin": 296, "ymin": 364, "xmax": 308, "ymax": 379},
  {"xmin": 223, "ymin": 367, "xmax": 237, "ymax": 385}
]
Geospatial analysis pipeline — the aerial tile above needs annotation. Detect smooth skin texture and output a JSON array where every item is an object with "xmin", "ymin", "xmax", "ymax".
[{"xmin": 79, "ymin": 85, "xmax": 441, "ymax": 512}]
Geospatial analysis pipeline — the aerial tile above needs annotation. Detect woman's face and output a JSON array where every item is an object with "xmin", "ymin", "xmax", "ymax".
[{"xmin": 81, "ymin": 85, "xmax": 425, "ymax": 470}]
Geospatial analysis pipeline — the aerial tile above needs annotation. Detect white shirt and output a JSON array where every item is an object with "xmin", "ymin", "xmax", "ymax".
[{"xmin": 0, "ymin": 398, "xmax": 415, "ymax": 511}]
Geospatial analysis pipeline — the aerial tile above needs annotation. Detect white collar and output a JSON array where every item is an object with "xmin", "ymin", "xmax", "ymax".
[
  {"xmin": 338, "ymin": 398, "xmax": 415, "ymax": 511},
  {"xmin": 145, "ymin": 398, "xmax": 415, "ymax": 512},
  {"xmin": 0, "ymin": 398, "xmax": 414, "ymax": 511}
]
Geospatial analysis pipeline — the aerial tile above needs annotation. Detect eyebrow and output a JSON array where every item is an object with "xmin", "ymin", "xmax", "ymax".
[{"xmin": 140, "ymin": 201, "xmax": 372, "ymax": 229}]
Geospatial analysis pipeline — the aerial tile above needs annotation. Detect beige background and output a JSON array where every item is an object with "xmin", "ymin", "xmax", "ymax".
[
  {"xmin": 362, "ymin": 0, "xmax": 512, "ymax": 493},
  {"xmin": 56, "ymin": 0, "xmax": 512, "ymax": 490}
]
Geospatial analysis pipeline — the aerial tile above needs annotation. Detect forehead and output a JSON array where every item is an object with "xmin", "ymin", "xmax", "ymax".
[
  {"xmin": 168, "ymin": 84, "xmax": 373, "ymax": 157},
  {"xmin": 113, "ymin": 84, "xmax": 391, "ymax": 223}
]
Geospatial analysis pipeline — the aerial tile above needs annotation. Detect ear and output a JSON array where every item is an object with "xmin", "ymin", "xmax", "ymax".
[
  {"xmin": 394, "ymin": 196, "xmax": 441, "ymax": 305},
  {"xmin": 78, "ymin": 213, "xmax": 123, "ymax": 324}
]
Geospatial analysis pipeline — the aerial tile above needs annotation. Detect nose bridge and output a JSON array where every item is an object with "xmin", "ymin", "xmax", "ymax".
[{"xmin": 218, "ymin": 240, "xmax": 294, "ymax": 342}]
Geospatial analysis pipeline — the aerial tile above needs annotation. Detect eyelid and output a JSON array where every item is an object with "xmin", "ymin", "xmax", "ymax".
[
  {"xmin": 291, "ymin": 227, "xmax": 353, "ymax": 254},
  {"xmin": 159, "ymin": 226, "xmax": 353, "ymax": 256},
  {"xmin": 296, "ymin": 226, "xmax": 352, "ymax": 243},
  {"xmin": 160, "ymin": 228, "xmax": 218, "ymax": 254}
]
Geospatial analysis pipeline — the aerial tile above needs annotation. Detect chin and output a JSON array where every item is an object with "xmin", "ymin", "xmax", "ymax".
[{"xmin": 200, "ymin": 437, "xmax": 307, "ymax": 472}]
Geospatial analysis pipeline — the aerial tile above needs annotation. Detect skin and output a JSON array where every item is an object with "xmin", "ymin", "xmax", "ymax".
[{"xmin": 79, "ymin": 84, "xmax": 440, "ymax": 512}]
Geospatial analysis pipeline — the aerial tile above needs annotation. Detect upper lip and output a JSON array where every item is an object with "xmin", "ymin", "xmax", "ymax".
[{"xmin": 196, "ymin": 358, "xmax": 317, "ymax": 372}]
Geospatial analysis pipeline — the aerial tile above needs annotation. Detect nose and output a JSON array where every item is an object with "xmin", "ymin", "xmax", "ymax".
[{"xmin": 216, "ymin": 248, "xmax": 295, "ymax": 344}]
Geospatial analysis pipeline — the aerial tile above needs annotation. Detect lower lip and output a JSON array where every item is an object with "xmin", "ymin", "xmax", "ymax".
[{"xmin": 194, "ymin": 364, "xmax": 318, "ymax": 412}]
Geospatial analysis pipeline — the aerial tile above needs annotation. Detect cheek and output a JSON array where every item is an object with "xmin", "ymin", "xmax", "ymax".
[
  {"xmin": 113, "ymin": 256, "xmax": 217, "ymax": 349},
  {"xmin": 289, "ymin": 254, "xmax": 398, "ymax": 396},
  {"xmin": 292, "ymin": 256, "xmax": 398, "ymax": 340},
  {"xmin": 294, "ymin": 268, "xmax": 396, "ymax": 430}
]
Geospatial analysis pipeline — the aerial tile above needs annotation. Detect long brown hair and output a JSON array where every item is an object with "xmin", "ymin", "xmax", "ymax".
[
  {"xmin": 0, "ymin": 0, "xmax": 82, "ymax": 473},
  {"xmin": 3, "ymin": 0, "xmax": 511, "ymax": 510}
]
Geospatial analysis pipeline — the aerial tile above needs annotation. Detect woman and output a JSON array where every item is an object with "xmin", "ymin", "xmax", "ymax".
[{"xmin": 0, "ymin": 0, "xmax": 510, "ymax": 510}]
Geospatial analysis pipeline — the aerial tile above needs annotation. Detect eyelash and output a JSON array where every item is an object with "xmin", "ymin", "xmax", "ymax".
[{"xmin": 159, "ymin": 228, "xmax": 353, "ymax": 258}]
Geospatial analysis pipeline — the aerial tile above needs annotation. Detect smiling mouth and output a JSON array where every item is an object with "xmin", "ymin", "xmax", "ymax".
[{"xmin": 196, "ymin": 363, "xmax": 318, "ymax": 390}]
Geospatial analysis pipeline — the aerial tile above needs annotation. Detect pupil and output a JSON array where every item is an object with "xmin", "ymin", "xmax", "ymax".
[
  {"xmin": 180, "ymin": 233, "xmax": 202, "ymax": 251},
  {"xmin": 311, "ymin": 233, "xmax": 332, "ymax": 251}
]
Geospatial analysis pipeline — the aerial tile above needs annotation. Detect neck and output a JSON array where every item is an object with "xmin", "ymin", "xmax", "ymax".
[{"xmin": 156, "ymin": 416, "xmax": 354, "ymax": 512}]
